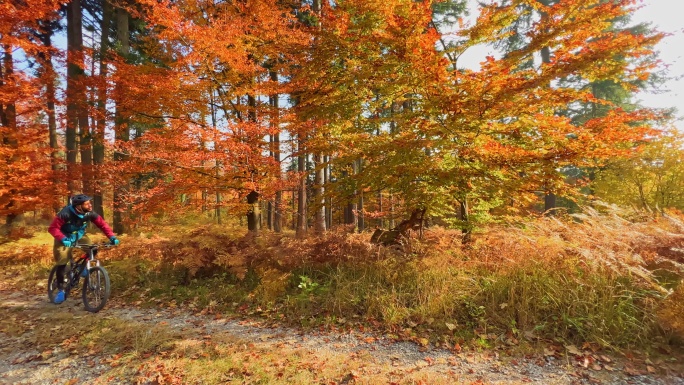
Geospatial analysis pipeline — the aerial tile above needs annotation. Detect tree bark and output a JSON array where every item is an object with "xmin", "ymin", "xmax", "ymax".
[
  {"xmin": 269, "ymin": 70, "xmax": 282, "ymax": 233},
  {"xmin": 389, "ymin": 192, "xmax": 395, "ymax": 229},
  {"xmin": 356, "ymin": 159, "xmax": 364, "ymax": 232},
  {"xmin": 247, "ymin": 191, "xmax": 260, "ymax": 233},
  {"xmin": 66, "ymin": 0, "xmax": 84, "ymax": 193},
  {"xmin": 296, "ymin": 150, "xmax": 308, "ymax": 238},
  {"xmin": 313, "ymin": 153, "xmax": 326, "ymax": 233},
  {"xmin": 37, "ymin": 28, "xmax": 60, "ymax": 176},
  {"xmin": 324, "ymin": 155, "xmax": 332, "ymax": 229},
  {"xmin": 539, "ymin": 0, "xmax": 557, "ymax": 214},
  {"xmin": 113, "ymin": 6, "xmax": 130, "ymax": 234},
  {"xmin": 377, "ymin": 189, "xmax": 383, "ymax": 228},
  {"xmin": 93, "ymin": 0, "xmax": 112, "ymax": 216},
  {"xmin": 460, "ymin": 199, "xmax": 471, "ymax": 243},
  {"xmin": 1, "ymin": 44, "xmax": 20, "ymax": 233}
]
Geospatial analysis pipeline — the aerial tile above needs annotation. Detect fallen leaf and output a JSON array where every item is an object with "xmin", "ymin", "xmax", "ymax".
[
  {"xmin": 565, "ymin": 345, "xmax": 581, "ymax": 356},
  {"xmin": 599, "ymin": 355, "xmax": 612, "ymax": 363},
  {"xmin": 624, "ymin": 366, "xmax": 642, "ymax": 376}
]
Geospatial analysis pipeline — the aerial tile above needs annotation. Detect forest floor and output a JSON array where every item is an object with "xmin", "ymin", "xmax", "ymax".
[{"xmin": 1, "ymin": 271, "xmax": 682, "ymax": 385}]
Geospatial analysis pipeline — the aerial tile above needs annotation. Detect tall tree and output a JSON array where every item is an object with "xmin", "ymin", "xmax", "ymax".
[
  {"xmin": 65, "ymin": 0, "xmax": 85, "ymax": 193},
  {"xmin": 269, "ymin": 70, "xmax": 283, "ymax": 233},
  {"xmin": 1, "ymin": 43, "xmax": 19, "ymax": 231},
  {"xmin": 35, "ymin": 20, "xmax": 62, "ymax": 199},
  {"xmin": 493, "ymin": 0, "xmax": 664, "ymax": 214},
  {"xmin": 112, "ymin": 5, "xmax": 129, "ymax": 234},
  {"xmin": 593, "ymin": 129, "xmax": 684, "ymax": 210},
  {"xmin": 294, "ymin": 0, "xmax": 663, "ymax": 230},
  {"xmin": 93, "ymin": 0, "xmax": 112, "ymax": 216},
  {"xmin": 246, "ymin": 94, "xmax": 260, "ymax": 233},
  {"xmin": 0, "ymin": 0, "xmax": 63, "ymax": 235}
]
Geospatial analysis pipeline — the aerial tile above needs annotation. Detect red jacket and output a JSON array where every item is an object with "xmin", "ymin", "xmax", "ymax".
[{"xmin": 48, "ymin": 205, "xmax": 115, "ymax": 242}]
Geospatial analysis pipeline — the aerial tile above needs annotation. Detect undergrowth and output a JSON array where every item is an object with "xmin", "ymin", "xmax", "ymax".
[{"xmin": 2, "ymin": 204, "xmax": 682, "ymax": 351}]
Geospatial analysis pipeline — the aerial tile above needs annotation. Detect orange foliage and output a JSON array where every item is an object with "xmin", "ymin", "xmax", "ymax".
[
  {"xmin": 0, "ymin": 0, "xmax": 670, "ymax": 225},
  {"xmin": 0, "ymin": 0, "xmax": 65, "ymax": 216}
]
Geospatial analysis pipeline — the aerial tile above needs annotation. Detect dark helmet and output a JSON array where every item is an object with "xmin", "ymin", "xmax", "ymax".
[{"xmin": 70, "ymin": 194, "xmax": 93, "ymax": 206}]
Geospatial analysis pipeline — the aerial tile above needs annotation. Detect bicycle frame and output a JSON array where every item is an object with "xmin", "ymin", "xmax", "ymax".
[
  {"xmin": 72, "ymin": 243, "xmax": 109, "ymax": 273},
  {"xmin": 48, "ymin": 242, "xmax": 114, "ymax": 312}
]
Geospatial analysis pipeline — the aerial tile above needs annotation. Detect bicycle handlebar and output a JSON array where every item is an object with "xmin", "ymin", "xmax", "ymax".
[{"xmin": 73, "ymin": 243, "xmax": 116, "ymax": 250}]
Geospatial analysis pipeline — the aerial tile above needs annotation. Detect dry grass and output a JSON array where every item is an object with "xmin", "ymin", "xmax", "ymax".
[{"xmin": 1, "ymin": 204, "xmax": 682, "ymax": 351}]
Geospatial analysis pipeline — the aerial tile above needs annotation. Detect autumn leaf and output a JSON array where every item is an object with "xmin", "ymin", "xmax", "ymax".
[{"xmin": 565, "ymin": 344, "xmax": 582, "ymax": 356}]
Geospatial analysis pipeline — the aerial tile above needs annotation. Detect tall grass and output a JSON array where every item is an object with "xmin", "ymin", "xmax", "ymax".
[
  {"xmin": 1, "ymin": 205, "xmax": 682, "ymax": 349},
  {"xmin": 262, "ymin": 204, "xmax": 683, "ymax": 347}
]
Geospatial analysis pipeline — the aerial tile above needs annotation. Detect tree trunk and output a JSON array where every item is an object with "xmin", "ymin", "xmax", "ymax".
[
  {"xmin": 113, "ymin": 6, "xmax": 130, "ymax": 234},
  {"xmin": 93, "ymin": 0, "xmax": 111, "ymax": 216},
  {"xmin": 66, "ymin": 0, "xmax": 84, "ymax": 193},
  {"xmin": 269, "ymin": 70, "xmax": 282, "ymax": 233},
  {"xmin": 79, "ymin": 78, "xmax": 92, "ymax": 196},
  {"xmin": 296, "ymin": 150, "xmax": 308, "ymax": 238},
  {"xmin": 356, "ymin": 159, "xmax": 364, "ymax": 232},
  {"xmin": 541, "ymin": 43, "xmax": 556, "ymax": 214},
  {"xmin": 247, "ymin": 191, "xmax": 260, "ymax": 233},
  {"xmin": 0, "ymin": 45, "xmax": 16, "ymax": 137},
  {"xmin": 539, "ymin": 0, "xmax": 557, "ymax": 214},
  {"xmin": 377, "ymin": 190, "xmax": 383, "ymax": 228},
  {"xmin": 459, "ymin": 199, "xmax": 470, "ymax": 243},
  {"xmin": 37, "ymin": 28, "xmax": 60, "ymax": 192},
  {"xmin": 245, "ymin": 93, "xmax": 260, "ymax": 233},
  {"xmin": 268, "ymin": 116, "xmax": 273, "ymax": 230},
  {"xmin": 324, "ymin": 155, "xmax": 332, "ymax": 230},
  {"xmin": 389, "ymin": 192, "xmax": 395, "ymax": 229},
  {"xmin": 313, "ymin": 153, "xmax": 326, "ymax": 233},
  {"xmin": 291, "ymin": 189, "xmax": 296, "ymax": 230},
  {"xmin": 209, "ymin": 88, "xmax": 222, "ymax": 225},
  {"xmin": 343, "ymin": 164, "xmax": 357, "ymax": 228},
  {"xmin": 216, "ymin": 190, "xmax": 222, "ymax": 224},
  {"xmin": 1, "ymin": 44, "xmax": 20, "ymax": 233}
]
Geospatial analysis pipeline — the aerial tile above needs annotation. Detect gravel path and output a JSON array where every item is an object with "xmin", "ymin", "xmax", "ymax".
[{"xmin": 0, "ymin": 287, "xmax": 681, "ymax": 385}]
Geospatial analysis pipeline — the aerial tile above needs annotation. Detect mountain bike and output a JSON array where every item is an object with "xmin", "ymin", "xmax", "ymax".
[{"xmin": 47, "ymin": 243, "xmax": 113, "ymax": 312}]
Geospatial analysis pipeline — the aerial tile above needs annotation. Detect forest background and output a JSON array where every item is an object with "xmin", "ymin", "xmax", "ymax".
[{"xmin": 2, "ymin": 0, "xmax": 684, "ymax": 360}]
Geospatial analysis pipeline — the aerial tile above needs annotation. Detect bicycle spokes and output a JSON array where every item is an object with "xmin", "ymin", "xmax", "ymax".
[{"xmin": 82, "ymin": 266, "xmax": 110, "ymax": 312}]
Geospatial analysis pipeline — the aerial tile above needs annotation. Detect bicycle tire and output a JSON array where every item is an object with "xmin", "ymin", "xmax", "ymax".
[
  {"xmin": 82, "ymin": 266, "xmax": 110, "ymax": 313},
  {"xmin": 47, "ymin": 265, "xmax": 70, "ymax": 303}
]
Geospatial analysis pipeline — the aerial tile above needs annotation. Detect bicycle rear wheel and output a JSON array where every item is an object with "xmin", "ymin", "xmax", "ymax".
[
  {"xmin": 82, "ymin": 266, "xmax": 110, "ymax": 313},
  {"xmin": 47, "ymin": 265, "xmax": 69, "ymax": 303}
]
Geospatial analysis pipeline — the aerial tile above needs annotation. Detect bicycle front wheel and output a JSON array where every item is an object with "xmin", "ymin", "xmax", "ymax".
[
  {"xmin": 47, "ymin": 266, "xmax": 59, "ymax": 303},
  {"xmin": 82, "ymin": 266, "xmax": 110, "ymax": 313},
  {"xmin": 47, "ymin": 265, "xmax": 70, "ymax": 303}
]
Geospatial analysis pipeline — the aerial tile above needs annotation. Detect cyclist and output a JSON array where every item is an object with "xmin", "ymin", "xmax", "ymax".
[{"xmin": 48, "ymin": 194, "xmax": 120, "ymax": 304}]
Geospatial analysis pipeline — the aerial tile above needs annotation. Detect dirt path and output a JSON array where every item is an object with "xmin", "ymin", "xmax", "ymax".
[{"xmin": 0, "ymin": 286, "xmax": 681, "ymax": 385}]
